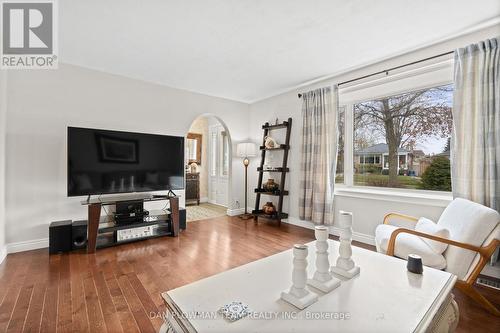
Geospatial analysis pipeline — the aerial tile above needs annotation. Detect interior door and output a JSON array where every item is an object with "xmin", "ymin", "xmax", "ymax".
[{"xmin": 208, "ymin": 124, "xmax": 229, "ymax": 207}]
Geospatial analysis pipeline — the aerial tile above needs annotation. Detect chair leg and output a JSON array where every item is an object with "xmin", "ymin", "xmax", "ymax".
[{"xmin": 456, "ymin": 283, "xmax": 500, "ymax": 316}]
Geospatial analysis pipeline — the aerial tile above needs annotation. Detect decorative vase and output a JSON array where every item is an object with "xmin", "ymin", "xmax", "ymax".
[
  {"xmin": 190, "ymin": 162, "xmax": 197, "ymax": 173},
  {"xmin": 262, "ymin": 202, "xmax": 276, "ymax": 215},
  {"xmin": 264, "ymin": 136, "xmax": 278, "ymax": 149},
  {"xmin": 263, "ymin": 179, "xmax": 279, "ymax": 192}
]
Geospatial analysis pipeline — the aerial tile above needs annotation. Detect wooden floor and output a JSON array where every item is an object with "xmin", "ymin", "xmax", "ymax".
[{"xmin": 0, "ymin": 216, "xmax": 499, "ymax": 332}]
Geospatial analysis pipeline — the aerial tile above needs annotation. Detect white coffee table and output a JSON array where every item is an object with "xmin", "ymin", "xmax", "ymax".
[{"xmin": 161, "ymin": 240, "xmax": 458, "ymax": 333}]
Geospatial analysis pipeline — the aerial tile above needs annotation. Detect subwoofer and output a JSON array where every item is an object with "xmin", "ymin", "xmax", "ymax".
[
  {"xmin": 49, "ymin": 220, "xmax": 72, "ymax": 254},
  {"xmin": 72, "ymin": 220, "xmax": 88, "ymax": 250},
  {"xmin": 179, "ymin": 207, "xmax": 186, "ymax": 230}
]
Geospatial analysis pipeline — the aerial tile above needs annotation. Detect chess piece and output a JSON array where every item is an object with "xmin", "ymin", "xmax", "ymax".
[
  {"xmin": 281, "ymin": 244, "xmax": 318, "ymax": 309},
  {"xmin": 307, "ymin": 226, "xmax": 341, "ymax": 292},
  {"xmin": 331, "ymin": 211, "xmax": 360, "ymax": 278}
]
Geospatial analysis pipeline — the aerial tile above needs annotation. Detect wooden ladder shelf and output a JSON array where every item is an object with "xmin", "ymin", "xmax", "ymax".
[{"xmin": 253, "ymin": 118, "xmax": 292, "ymax": 225}]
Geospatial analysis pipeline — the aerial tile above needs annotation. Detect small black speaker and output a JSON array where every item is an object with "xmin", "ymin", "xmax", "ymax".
[
  {"xmin": 72, "ymin": 220, "xmax": 88, "ymax": 250},
  {"xmin": 179, "ymin": 207, "xmax": 186, "ymax": 230},
  {"xmin": 49, "ymin": 220, "xmax": 72, "ymax": 254}
]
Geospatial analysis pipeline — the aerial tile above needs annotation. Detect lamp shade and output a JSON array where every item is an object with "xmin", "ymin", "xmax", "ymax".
[{"xmin": 236, "ymin": 142, "xmax": 257, "ymax": 158}]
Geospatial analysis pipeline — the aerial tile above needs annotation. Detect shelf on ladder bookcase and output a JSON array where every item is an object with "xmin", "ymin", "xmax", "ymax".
[
  {"xmin": 259, "ymin": 144, "xmax": 289, "ymax": 151},
  {"xmin": 262, "ymin": 122, "xmax": 289, "ymax": 130},
  {"xmin": 257, "ymin": 167, "xmax": 289, "ymax": 172},
  {"xmin": 254, "ymin": 189, "xmax": 289, "ymax": 196},
  {"xmin": 251, "ymin": 210, "xmax": 289, "ymax": 220}
]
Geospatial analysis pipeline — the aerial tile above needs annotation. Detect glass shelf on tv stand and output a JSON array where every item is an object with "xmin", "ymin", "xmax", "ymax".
[{"xmin": 80, "ymin": 193, "xmax": 173, "ymax": 206}]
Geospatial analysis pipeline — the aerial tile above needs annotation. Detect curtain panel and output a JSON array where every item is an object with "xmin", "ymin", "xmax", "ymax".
[
  {"xmin": 299, "ymin": 86, "xmax": 339, "ymax": 225},
  {"xmin": 452, "ymin": 37, "xmax": 500, "ymax": 211}
]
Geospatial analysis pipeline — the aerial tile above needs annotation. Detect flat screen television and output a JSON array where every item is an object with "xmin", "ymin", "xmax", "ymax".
[{"xmin": 67, "ymin": 127, "xmax": 185, "ymax": 197}]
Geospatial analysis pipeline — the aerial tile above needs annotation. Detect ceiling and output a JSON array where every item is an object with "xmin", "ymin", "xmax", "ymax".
[{"xmin": 59, "ymin": 0, "xmax": 500, "ymax": 103}]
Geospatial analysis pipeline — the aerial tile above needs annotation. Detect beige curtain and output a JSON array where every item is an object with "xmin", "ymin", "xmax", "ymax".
[
  {"xmin": 452, "ymin": 37, "xmax": 500, "ymax": 211},
  {"xmin": 299, "ymin": 86, "xmax": 339, "ymax": 225}
]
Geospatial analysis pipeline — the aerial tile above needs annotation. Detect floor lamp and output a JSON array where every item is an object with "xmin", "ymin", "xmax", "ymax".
[{"xmin": 236, "ymin": 142, "xmax": 257, "ymax": 219}]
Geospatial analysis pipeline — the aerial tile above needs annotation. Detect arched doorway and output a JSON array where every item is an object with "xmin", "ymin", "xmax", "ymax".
[{"xmin": 184, "ymin": 114, "xmax": 232, "ymax": 222}]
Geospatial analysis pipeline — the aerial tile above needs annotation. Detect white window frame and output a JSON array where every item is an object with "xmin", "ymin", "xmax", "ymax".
[{"xmin": 335, "ymin": 59, "xmax": 454, "ymax": 203}]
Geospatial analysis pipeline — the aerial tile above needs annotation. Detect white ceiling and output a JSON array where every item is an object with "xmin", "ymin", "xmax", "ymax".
[{"xmin": 60, "ymin": 0, "xmax": 500, "ymax": 103}]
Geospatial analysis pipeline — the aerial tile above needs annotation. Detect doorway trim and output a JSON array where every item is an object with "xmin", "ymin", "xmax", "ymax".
[{"xmin": 185, "ymin": 114, "xmax": 233, "ymax": 215}]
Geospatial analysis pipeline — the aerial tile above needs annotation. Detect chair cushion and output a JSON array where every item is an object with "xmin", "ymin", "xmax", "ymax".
[
  {"xmin": 415, "ymin": 217, "xmax": 450, "ymax": 254},
  {"xmin": 437, "ymin": 198, "xmax": 500, "ymax": 279},
  {"xmin": 375, "ymin": 224, "xmax": 447, "ymax": 269}
]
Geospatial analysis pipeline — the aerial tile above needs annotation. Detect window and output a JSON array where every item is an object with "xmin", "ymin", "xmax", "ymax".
[
  {"xmin": 351, "ymin": 84, "xmax": 453, "ymax": 191},
  {"xmin": 335, "ymin": 106, "xmax": 345, "ymax": 183},
  {"xmin": 210, "ymin": 131, "xmax": 217, "ymax": 177},
  {"xmin": 221, "ymin": 131, "xmax": 229, "ymax": 176}
]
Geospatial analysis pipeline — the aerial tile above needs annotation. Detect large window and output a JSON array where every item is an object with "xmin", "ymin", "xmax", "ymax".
[
  {"xmin": 335, "ymin": 82, "xmax": 453, "ymax": 191},
  {"xmin": 351, "ymin": 84, "xmax": 453, "ymax": 191}
]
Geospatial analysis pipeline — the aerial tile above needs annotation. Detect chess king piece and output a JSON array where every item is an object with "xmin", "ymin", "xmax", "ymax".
[
  {"xmin": 331, "ymin": 211, "xmax": 360, "ymax": 278},
  {"xmin": 281, "ymin": 244, "xmax": 318, "ymax": 309},
  {"xmin": 307, "ymin": 226, "xmax": 341, "ymax": 292}
]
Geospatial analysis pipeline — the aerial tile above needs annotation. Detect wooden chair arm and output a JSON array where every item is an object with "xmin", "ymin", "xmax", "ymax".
[
  {"xmin": 386, "ymin": 228, "xmax": 486, "ymax": 257},
  {"xmin": 383, "ymin": 213, "xmax": 419, "ymax": 225}
]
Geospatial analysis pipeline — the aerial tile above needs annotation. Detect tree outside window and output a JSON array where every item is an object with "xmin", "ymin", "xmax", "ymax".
[{"xmin": 352, "ymin": 84, "xmax": 453, "ymax": 191}]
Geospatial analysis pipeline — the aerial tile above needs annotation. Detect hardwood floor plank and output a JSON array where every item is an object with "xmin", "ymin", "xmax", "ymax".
[
  {"xmin": 126, "ymin": 273, "xmax": 163, "ymax": 331},
  {"xmin": 22, "ymin": 282, "xmax": 47, "ymax": 333},
  {"xmin": 20, "ymin": 250, "xmax": 50, "ymax": 333},
  {"xmin": 116, "ymin": 275, "xmax": 155, "ymax": 333},
  {"xmin": 82, "ymin": 273, "xmax": 106, "ymax": 332},
  {"xmin": 0, "ymin": 216, "xmax": 498, "ymax": 332},
  {"xmin": 93, "ymin": 270, "xmax": 122, "ymax": 333},
  {"xmin": 6, "ymin": 285, "xmax": 33, "ymax": 332},
  {"xmin": 102, "ymin": 262, "xmax": 141, "ymax": 333},
  {"xmin": 0, "ymin": 254, "xmax": 33, "ymax": 331},
  {"xmin": 56, "ymin": 254, "xmax": 73, "ymax": 333},
  {"xmin": 69, "ymin": 253, "xmax": 89, "ymax": 333},
  {"xmin": 40, "ymin": 256, "xmax": 60, "ymax": 333}
]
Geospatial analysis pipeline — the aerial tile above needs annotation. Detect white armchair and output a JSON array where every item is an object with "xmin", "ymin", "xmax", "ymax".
[{"xmin": 375, "ymin": 198, "xmax": 500, "ymax": 316}]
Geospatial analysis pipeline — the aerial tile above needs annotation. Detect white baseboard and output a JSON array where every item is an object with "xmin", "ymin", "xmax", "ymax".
[
  {"xmin": 285, "ymin": 217, "xmax": 375, "ymax": 246},
  {"xmin": 0, "ymin": 245, "xmax": 7, "ymax": 264},
  {"xmin": 227, "ymin": 207, "xmax": 253, "ymax": 216},
  {"xmin": 200, "ymin": 197, "xmax": 209, "ymax": 203},
  {"xmin": 6, "ymin": 238, "xmax": 48, "ymax": 254},
  {"xmin": 227, "ymin": 208, "xmax": 245, "ymax": 216}
]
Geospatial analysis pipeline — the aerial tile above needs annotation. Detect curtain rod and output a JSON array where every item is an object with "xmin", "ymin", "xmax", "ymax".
[{"xmin": 297, "ymin": 50, "xmax": 454, "ymax": 98}]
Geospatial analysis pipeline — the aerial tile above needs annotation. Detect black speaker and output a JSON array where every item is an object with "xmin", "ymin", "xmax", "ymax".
[
  {"xmin": 72, "ymin": 220, "xmax": 88, "ymax": 250},
  {"xmin": 179, "ymin": 207, "xmax": 186, "ymax": 230},
  {"xmin": 49, "ymin": 220, "xmax": 72, "ymax": 254}
]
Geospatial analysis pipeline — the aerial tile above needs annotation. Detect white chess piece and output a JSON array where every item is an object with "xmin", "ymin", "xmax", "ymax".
[
  {"xmin": 331, "ymin": 211, "xmax": 360, "ymax": 278},
  {"xmin": 281, "ymin": 244, "xmax": 318, "ymax": 309},
  {"xmin": 307, "ymin": 226, "xmax": 341, "ymax": 292}
]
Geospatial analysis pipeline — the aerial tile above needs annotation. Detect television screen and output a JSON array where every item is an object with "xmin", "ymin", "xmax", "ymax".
[{"xmin": 67, "ymin": 127, "xmax": 185, "ymax": 197}]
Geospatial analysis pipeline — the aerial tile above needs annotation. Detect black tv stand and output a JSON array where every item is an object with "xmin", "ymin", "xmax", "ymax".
[{"xmin": 81, "ymin": 193, "xmax": 180, "ymax": 253}]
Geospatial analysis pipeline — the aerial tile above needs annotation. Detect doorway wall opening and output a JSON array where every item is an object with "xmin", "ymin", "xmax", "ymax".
[{"xmin": 185, "ymin": 114, "xmax": 232, "ymax": 222}]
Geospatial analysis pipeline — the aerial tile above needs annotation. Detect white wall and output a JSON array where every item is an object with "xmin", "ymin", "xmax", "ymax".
[
  {"xmin": 0, "ymin": 71, "xmax": 7, "ymax": 262},
  {"xmin": 248, "ymin": 25, "xmax": 500, "ymax": 243},
  {"xmin": 4, "ymin": 64, "xmax": 249, "ymax": 251}
]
